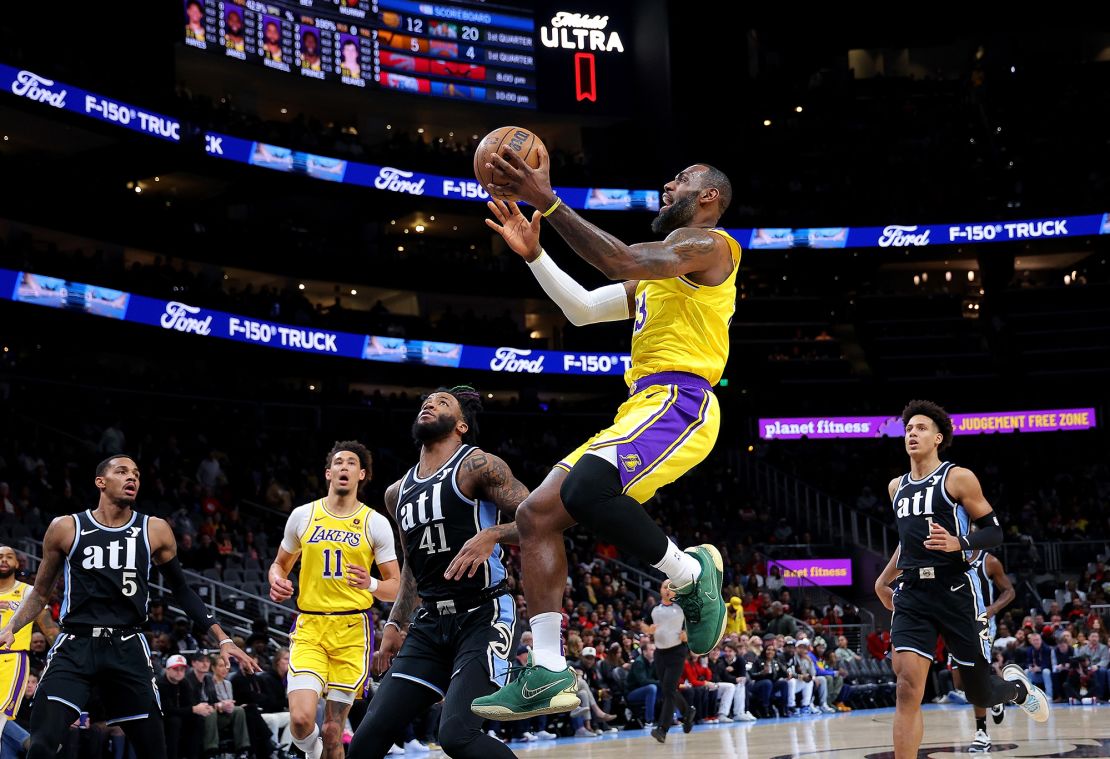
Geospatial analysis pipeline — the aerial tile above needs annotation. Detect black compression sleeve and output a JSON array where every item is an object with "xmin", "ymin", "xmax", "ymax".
[
  {"xmin": 158, "ymin": 556, "xmax": 216, "ymax": 631},
  {"xmin": 959, "ymin": 513, "xmax": 1003, "ymax": 551}
]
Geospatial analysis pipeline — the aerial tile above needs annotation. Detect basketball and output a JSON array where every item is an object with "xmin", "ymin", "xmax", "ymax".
[{"xmin": 473, "ymin": 126, "xmax": 546, "ymax": 201}]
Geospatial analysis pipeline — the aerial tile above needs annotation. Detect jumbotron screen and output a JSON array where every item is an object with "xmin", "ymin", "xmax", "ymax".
[{"xmin": 181, "ymin": 0, "xmax": 644, "ymax": 113}]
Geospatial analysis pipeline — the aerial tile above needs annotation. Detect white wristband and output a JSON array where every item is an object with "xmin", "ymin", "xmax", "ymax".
[
  {"xmin": 368, "ymin": 577, "xmax": 379, "ymax": 593},
  {"xmin": 528, "ymin": 249, "xmax": 631, "ymax": 327},
  {"xmin": 219, "ymin": 638, "xmax": 233, "ymax": 647}
]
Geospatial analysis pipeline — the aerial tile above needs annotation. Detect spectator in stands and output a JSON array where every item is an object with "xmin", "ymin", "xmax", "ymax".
[
  {"xmin": 1076, "ymin": 630, "xmax": 1109, "ymax": 700},
  {"xmin": 705, "ymin": 648, "xmax": 737, "ymax": 721},
  {"xmin": 626, "ymin": 640, "xmax": 659, "ymax": 726},
  {"xmin": 257, "ymin": 648, "xmax": 291, "ymax": 753},
  {"xmin": 172, "ymin": 615, "xmax": 200, "ymax": 653},
  {"xmin": 231, "ymin": 654, "xmax": 275, "ymax": 758},
  {"xmin": 798, "ymin": 638, "xmax": 837, "ymax": 713},
  {"xmin": 992, "ymin": 624, "xmax": 1017, "ymax": 651},
  {"xmin": 146, "ymin": 599, "xmax": 174, "ymax": 637},
  {"xmin": 208, "ymin": 654, "xmax": 252, "ymax": 755},
  {"xmin": 725, "ymin": 597, "xmax": 747, "ymax": 636},
  {"xmin": 766, "ymin": 601, "xmax": 798, "ymax": 637},
  {"xmin": 1065, "ymin": 654, "xmax": 1096, "ymax": 704},
  {"xmin": 680, "ymin": 651, "xmax": 714, "ymax": 723},
  {"xmin": 1022, "ymin": 632, "xmax": 1054, "ymax": 703},
  {"xmin": 579, "ymin": 646, "xmax": 613, "ymax": 718},
  {"xmin": 715, "ymin": 643, "xmax": 756, "ymax": 721},
  {"xmin": 1051, "ymin": 634, "xmax": 1074, "ymax": 701},
  {"xmin": 28, "ymin": 631, "xmax": 47, "ymax": 671},
  {"xmin": 766, "ymin": 565, "xmax": 786, "ymax": 593},
  {"xmin": 14, "ymin": 670, "xmax": 37, "ymax": 731},
  {"xmin": 159, "ymin": 654, "xmax": 204, "ymax": 759},
  {"xmin": 750, "ymin": 641, "xmax": 790, "ymax": 717}
]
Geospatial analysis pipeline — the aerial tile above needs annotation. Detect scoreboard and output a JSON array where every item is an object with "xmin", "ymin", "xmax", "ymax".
[
  {"xmin": 182, "ymin": 0, "xmax": 661, "ymax": 114},
  {"xmin": 185, "ymin": 0, "xmax": 539, "ymax": 108}
]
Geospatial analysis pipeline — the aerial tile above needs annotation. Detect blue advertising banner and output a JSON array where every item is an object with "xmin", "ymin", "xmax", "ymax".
[
  {"xmin": 1, "ymin": 269, "xmax": 631, "ymax": 376},
  {"xmin": 0, "ymin": 63, "xmax": 181, "ymax": 142}
]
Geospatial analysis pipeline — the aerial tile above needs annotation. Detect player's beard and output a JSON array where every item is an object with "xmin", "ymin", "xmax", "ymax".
[
  {"xmin": 412, "ymin": 414, "xmax": 457, "ymax": 444},
  {"xmin": 0, "ymin": 568, "xmax": 13, "ymax": 580},
  {"xmin": 115, "ymin": 493, "xmax": 136, "ymax": 509},
  {"xmin": 651, "ymin": 191, "xmax": 698, "ymax": 235}
]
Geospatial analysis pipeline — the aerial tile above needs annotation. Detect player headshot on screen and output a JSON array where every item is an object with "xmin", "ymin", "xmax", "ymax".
[
  {"xmin": 301, "ymin": 31, "xmax": 322, "ymax": 70},
  {"xmin": 185, "ymin": 0, "xmax": 205, "ymax": 41},
  {"xmin": 264, "ymin": 20, "xmax": 282, "ymax": 62},
  {"xmin": 340, "ymin": 39, "xmax": 361, "ymax": 78},
  {"xmin": 225, "ymin": 10, "xmax": 245, "ymax": 50}
]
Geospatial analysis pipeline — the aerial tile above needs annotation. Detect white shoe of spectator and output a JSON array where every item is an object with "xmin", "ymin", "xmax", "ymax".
[
  {"xmin": 820, "ymin": 704, "xmax": 837, "ymax": 713},
  {"xmin": 948, "ymin": 690, "xmax": 968, "ymax": 704},
  {"xmin": 738, "ymin": 712, "xmax": 757, "ymax": 722},
  {"xmin": 486, "ymin": 730, "xmax": 505, "ymax": 743},
  {"xmin": 574, "ymin": 727, "xmax": 596, "ymax": 738},
  {"xmin": 386, "ymin": 743, "xmax": 405, "ymax": 755},
  {"xmin": 1003, "ymin": 664, "xmax": 1050, "ymax": 723},
  {"xmin": 520, "ymin": 732, "xmax": 537, "ymax": 742},
  {"xmin": 404, "ymin": 739, "xmax": 430, "ymax": 753},
  {"xmin": 536, "ymin": 730, "xmax": 557, "ymax": 740},
  {"xmin": 717, "ymin": 715, "xmax": 733, "ymax": 723}
]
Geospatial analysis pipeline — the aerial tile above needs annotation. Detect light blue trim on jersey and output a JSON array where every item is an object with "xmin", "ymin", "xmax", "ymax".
[
  {"xmin": 486, "ymin": 593, "xmax": 517, "ymax": 688},
  {"xmin": 393, "ymin": 672, "xmax": 446, "ymax": 697},
  {"xmin": 477, "ymin": 499, "xmax": 507, "ymax": 587},
  {"xmin": 84, "ymin": 509, "xmax": 137, "ymax": 532},
  {"xmin": 965, "ymin": 567, "xmax": 993, "ymax": 661},
  {"xmin": 142, "ymin": 515, "xmax": 152, "ymax": 617}
]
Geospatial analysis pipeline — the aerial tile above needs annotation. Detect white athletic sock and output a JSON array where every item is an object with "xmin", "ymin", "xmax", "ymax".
[
  {"xmin": 651, "ymin": 540, "xmax": 701, "ymax": 587},
  {"xmin": 530, "ymin": 612, "xmax": 567, "ymax": 671},
  {"xmin": 292, "ymin": 724, "xmax": 320, "ymax": 752}
]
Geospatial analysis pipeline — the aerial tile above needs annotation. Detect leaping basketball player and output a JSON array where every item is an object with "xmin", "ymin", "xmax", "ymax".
[{"xmin": 471, "ymin": 148, "xmax": 737, "ymax": 720}]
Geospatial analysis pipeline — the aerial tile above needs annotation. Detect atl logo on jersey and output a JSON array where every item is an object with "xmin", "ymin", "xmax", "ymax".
[
  {"xmin": 895, "ymin": 476, "xmax": 941, "ymax": 519},
  {"xmin": 81, "ymin": 531, "xmax": 142, "ymax": 570}
]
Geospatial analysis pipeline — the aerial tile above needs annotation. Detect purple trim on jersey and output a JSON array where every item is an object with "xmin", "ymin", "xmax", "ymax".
[
  {"xmin": 628, "ymin": 371, "xmax": 712, "ymax": 396},
  {"xmin": 3, "ymin": 652, "xmax": 28, "ymax": 717},
  {"xmin": 609, "ymin": 386, "xmax": 712, "ymax": 493}
]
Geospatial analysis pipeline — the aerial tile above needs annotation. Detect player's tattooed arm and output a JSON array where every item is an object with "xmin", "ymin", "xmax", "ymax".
[
  {"xmin": 0, "ymin": 516, "xmax": 71, "ymax": 645},
  {"xmin": 382, "ymin": 480, "xmax": 420, "ymax": 629},
  {"xmin": 443, "ymin": 451, "xmax": 527, "ymax": 581}
]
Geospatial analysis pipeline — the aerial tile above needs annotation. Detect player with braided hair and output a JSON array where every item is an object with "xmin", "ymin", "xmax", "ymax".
[{"xmin": 348, "ymin": 386, "xmax": 530, "ymax": 759}]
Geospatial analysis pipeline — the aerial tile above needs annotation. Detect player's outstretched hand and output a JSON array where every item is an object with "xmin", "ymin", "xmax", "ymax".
[
  {"xmin": 345, "ymin": 563, "xmax": 372, "ymax": 589},
  {"xmin": 485, "ymin": 199, "xmax": 542, "ymax": 262},
  {"xmin": 0, "ymin": 626, "xmax": 13, "ymax": 650},
  {"xmin": 923, "ymin": 521, "xmax": 961, "ymax": 552},
  {"xmin": 269, "ymin": 572, "xmax": 295, "ymax": 603},
  {"xmin": 221, "ymin": 639, "xmax": 261, "ymax": 675},
  {"xmin": 373, "ymin": 623, "xmax": 403, "ymax": 676},
  {"xmin": 486, "ymin": 143, "xmax": 553, "ymax": 209},
  {"xmin": 443, "ymin": 529, "xmax": 498, "ymax": 581}
]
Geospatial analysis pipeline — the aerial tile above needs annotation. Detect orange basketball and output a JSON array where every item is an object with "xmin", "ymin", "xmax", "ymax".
[{"xmin": 473, "ymin": 126, "xmax": 545, "ymax": 201}]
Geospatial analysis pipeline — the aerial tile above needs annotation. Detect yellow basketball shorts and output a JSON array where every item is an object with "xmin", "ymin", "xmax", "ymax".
[
  {"xmin": 556, "ymin": 371, "xmax": 720, "ymax": 503},
  {"xmin": 288, "ymin": 611, "xmax": 373, "ymax": 700},
  {"xmin": 0, "ymin": 651, "xmax": 29, "ymax": 718}
]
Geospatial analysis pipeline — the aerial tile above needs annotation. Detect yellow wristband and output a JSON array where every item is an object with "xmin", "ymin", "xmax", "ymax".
[{"xmin": 542, "ymin": 197, "xmax": 562, "ymax": 217}]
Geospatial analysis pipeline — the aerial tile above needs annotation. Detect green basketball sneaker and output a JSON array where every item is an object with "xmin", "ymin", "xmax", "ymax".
[
  {"xmin": 672, "ymin": 544, "xmax": 726, "ymax": 655},
  {"xmin": 471, "ymin": 663, "xmax": 580, "ymax": 721}
]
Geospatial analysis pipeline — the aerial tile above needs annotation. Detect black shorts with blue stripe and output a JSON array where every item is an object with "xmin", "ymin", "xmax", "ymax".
[
  {"xmin": 890, "ymin": 565, "xmax": 993, "ymax": 668},
  {"xmin": 388, "ymin": 592, "xmax": 517, "ymax": 698}
]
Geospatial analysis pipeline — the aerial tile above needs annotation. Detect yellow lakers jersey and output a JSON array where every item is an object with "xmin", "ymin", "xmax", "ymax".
[
  {"xmin": 0, "ymin": 582, "xmax": 32, "ymax": 651},
  {"xmin": 627, "ymin": 228, "xmax": 740, "ymax": 387},
  {"xmin": 297, "ymin": 500, "xmax": 377, "ymax": 613}
]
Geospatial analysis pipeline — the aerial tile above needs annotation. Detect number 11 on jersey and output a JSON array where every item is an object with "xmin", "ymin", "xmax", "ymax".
[{"xmin": 322, "ymin": 548, "xmax": 344, "ymax": 578}]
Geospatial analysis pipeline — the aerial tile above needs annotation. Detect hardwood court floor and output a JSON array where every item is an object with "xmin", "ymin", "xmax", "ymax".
[{"xmin": 506, "ymin": 704, "xmax": 1110, "ymax": 758}]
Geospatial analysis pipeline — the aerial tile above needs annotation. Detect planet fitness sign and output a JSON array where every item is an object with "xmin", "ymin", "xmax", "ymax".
[
  {"xmin": 768, "ymin": 559, "xmax": 852, "ymax": 587},
  {"xmin": 759, "ymin": 409, "xmax": 1097, "ymax": 441}
]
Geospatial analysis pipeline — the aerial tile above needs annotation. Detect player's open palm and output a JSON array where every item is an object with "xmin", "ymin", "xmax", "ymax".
[{"xmin": 486, "ymin": 199, "xmax": 542, "ymax": 261}]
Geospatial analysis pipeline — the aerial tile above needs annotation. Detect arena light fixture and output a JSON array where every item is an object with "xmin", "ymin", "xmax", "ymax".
[
  {"xmin": 415, "ymin": 225, "xmax": 425, "ymax": 233},
  {"xmin": 795, "ymin": 106, "xmax": 803, "ymax": 113},
  {"xmin": 763, "ymin": 119, "xmax": 772, "ymax": 127},
  {"xmin": 350, "ymin": 289, "xmax": 357, "ymax": 296},
  {"xmin": 298, "ymin": 283, "xmax": 305, "ymax": 290}
]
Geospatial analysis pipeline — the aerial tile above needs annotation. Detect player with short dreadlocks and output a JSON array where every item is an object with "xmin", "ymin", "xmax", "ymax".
[{"xmin": 348, "ymin": 387, "xmax": 529, "ymax": 759}]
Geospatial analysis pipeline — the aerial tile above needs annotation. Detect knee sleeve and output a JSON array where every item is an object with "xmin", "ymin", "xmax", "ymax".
[{"xmin": 560, "ymin": 455, "xmax": 668, "ymax": 561}]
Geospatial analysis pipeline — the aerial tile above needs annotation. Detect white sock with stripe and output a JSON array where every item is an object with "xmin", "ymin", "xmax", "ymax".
[{"xmin": 652, "ymin": 540, "xmax": 701, "ymax": 588}]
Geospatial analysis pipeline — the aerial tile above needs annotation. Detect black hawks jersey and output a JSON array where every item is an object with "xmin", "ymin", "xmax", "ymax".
[
  {"xmin": 396, "ymin": 445, "xmax": 506, "ymax": 602},
  {"xmin": 891, "ymin": 461, "xmax": 972, "ymax": 570},
  {"xmin": 62, "ymin": 509, "xmax": 152, "ymax": 627}
]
